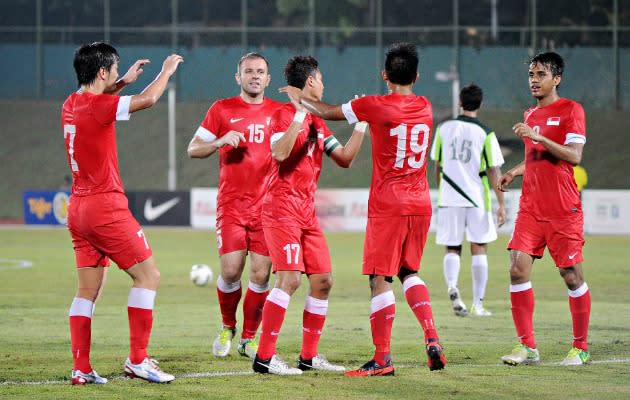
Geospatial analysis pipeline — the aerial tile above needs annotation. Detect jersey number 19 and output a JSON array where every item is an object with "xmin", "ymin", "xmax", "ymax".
[{"xmin": 390, "ymin": 123, "xmax": 430, "ymax": 169}]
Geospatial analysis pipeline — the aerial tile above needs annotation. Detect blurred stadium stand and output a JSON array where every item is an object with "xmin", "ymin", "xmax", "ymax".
[{"xmin": 1, "ymin": 0, "xmax": 629, "ymax": 220}]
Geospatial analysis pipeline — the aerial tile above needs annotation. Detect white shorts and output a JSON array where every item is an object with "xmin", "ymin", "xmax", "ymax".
[{"xmin": 435, "ymin": 207, "xmax": 497, "ymax": 246}]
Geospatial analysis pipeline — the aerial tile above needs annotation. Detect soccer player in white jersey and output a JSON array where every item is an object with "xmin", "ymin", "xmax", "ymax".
[{"xmin": 429, "ymin": 83, "xmax": 506, "ymax": 317}]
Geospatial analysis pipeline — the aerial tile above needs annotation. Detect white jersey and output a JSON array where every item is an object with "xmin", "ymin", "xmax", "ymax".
[{"xmin": 430, "ymin": 115, "xmax": 504, "ymax": 210}]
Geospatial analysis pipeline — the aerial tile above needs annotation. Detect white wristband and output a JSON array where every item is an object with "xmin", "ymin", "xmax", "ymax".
[
  {"xmin": 293, "ymin": 111, "xmax": 306, "ymax": 124},
  {"xmin": 355, "ymin": 121, "xmax": 368, "ymax": 133}
]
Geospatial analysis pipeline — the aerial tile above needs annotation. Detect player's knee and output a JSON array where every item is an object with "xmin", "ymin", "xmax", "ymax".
[
  {"xmin": 147, "ymin": 268, "xmax": 161, "ymax": 287},
  {"xmin": 277, "ymin": 274, "xmax": 301, "ymax": 294},
  {"xmin": 248, "ymin": 265, "xmax": 270, "ymax": 285},
  {"xmin": 76, "ymin": 286, "xmax": 100, "ymax": 301},
  {"xmin": 134, "ymin": 267, "xmax": 161, "ymax": 289},
  {"xmin": 220, "ymin": 268, "xmax": 242, "ymax": 283},
  {"xmin": 310, "ymin": 274, "xmax": 333, "ymax": 296},
  {"xmin": 560, "ymin": 267, "xmax": 583, "ymax": 289},
  {"xmin": 397, "ymin": 267, "xmax": 415, "ymax": 282}
]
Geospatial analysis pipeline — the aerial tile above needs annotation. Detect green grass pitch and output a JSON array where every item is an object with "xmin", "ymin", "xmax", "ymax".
[{"xmin": 1, "ymin": 227, "xmax": 629, "ymax": 399}]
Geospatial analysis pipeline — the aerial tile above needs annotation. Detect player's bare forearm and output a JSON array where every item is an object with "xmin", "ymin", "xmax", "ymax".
[
  {"xmin": 539, "ymin": 138, "xmax": 583, "ymax": 165},
  {"xmin": 271, "ymin": 123, "xmax": 301, "ymax": 162},
  {"xmin": 106, "ymin": 79, "xmax": 129, "ymax": 96},
  {"xmin": 300, "ymin": 99, "xmax": 346, "ymax": 121},
  {"xmin": 487, "ymin": 166, "xmax": 505, "ymax": 205},
  {"xmin": 130, "ymin": 54, "xmax": 183, "ymax": 113},
  {"xmin": 498, "ymin": 161, "xmax": 524, "ymax": 192},
  {"xmin": 187, "ymin": 139, "xmax": 218, "ymax": 158},
  {"xmin": 330, "ymin": 125, "xmax": 367, "ymax": 168},
  {"xmin": 107, "ymin": 59, "xmax": 151, "ymax": 95}
]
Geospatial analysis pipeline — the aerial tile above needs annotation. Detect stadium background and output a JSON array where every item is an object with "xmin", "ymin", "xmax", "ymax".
[{"xmin": 1, "ymin": 0, "xmax": 629, "ymax": 221}]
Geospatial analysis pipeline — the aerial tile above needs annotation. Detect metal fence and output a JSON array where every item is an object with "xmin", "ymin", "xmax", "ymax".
[{"xmin": 1, "ymin": 0, "xmax": 629, "ymax": 109}]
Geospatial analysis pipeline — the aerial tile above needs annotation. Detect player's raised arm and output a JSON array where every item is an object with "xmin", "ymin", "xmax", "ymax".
[
  {"xmin": 279, "ymin": 85, "xmax": 346, "ymax": 121},
  {"xmin": 129, "ymin": 54, "xmax": 183, "ymax": 113},
  {"xmin": 105, "ymin": 59, "xmax": 150, "ymax": 95},
  {"xmin": 328, "ymin": 122, "xmax": 368, "ymax": 168},
  {"xmin": 270, "ymin": 109, "xmax": 305, "ymax": 162}
]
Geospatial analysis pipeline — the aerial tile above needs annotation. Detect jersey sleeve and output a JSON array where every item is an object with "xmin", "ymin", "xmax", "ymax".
[
  {"xmin": 341, "ymin": 96, "xmax": 372, "ymax": 124},
  {"xmin": 564, "ymin": 102, "xmax": 586, "ymax": 145},
  {"xmin": 483, "ymin": 132, "xmax": 505, "ymax": 168},
  {"xmin": 269, "ymin": 106, "xmax": 294, "ymax": 146},
  {"xmin": 195, "ymin": 102, "xmax": 223, "ymax": 142},
  {"xmin": 91, "ymin": 94, "xmax": 123, "ymax": 125},
  {"xmin": 429, "ymin": 125, "xmax": 443, "ymax": 162}
]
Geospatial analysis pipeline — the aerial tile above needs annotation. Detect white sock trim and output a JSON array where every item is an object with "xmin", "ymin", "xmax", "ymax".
[
  {"xmin": 403, "ymin": 275, "xmax": 425, "ymax": 292},
  {"xmin": 127, "ymin": 287, "xmax": 156, "ymax": 310},
  {"xmin": 304, "ymin": 296, "xmax": 328, "ymax": 316},
  {"xmin": 371, "ymin": 290, "xmax": 395, "ymax": 314},
  {"xmin": 568, "ymin": 282, "xmax": 589, "ymax": 298},
  {"xmin": 248, "ymin": 280, "xmax": 269, "ymax": 293},
  {"xmin": 267, "ymin": 288, "xmax": 290, "ymax": 309},
  {"xmin": 217, "ymin": 275, "xmax": 241, "ymax": 293},
  {"xmin": 69, "ymin": 297, "xmax": 94, "ymax": 318},
  {"xmin": 509, "ymin": 281, "xmax": 532, "ymax": 293}
]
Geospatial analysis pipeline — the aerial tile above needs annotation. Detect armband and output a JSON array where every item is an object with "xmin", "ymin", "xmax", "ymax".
[
  {"xmin": 293, "ymin": 111, "xmax": 306, "ymax": 124},
  {"xmin": 355, "ymin": 121, "xmax": 368, "ymax": 133}
]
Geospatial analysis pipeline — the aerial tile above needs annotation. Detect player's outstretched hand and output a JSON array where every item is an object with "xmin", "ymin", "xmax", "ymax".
[
  {"xmin": 162, "ymin": 54, "xmax": 184, "ymax": 76},
  {"xmin": 120, "ymin": 59, "xmax": 150, "ymax": 85},
  {"xmin": 497, "ymin": 173, "xmax": 513, "ymax": 192},
  {"xmin": 279, "ymin": 86, "xmax": 308, "ymax": 111},
  {"xmin": 218, "ymin": 130, "xmax": 246, "ymax": 148}
]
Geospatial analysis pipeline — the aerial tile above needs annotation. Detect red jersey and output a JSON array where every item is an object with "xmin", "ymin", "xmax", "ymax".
[
  {"xmin": 262, "ymin": 103, "xmax": 334, "ymax": 227},
  {"xmin": 61, "ymin": 91, "xmax": 131, "ymax": 196},
  {"xmin": 196, "ymin": 96, "xmax": 282, "ymax": 220},
  {"xmin": 342, "ymin": 93, "xmax": 433, "ymax": 217},
  {"xmin": 520, "ymin": 98, "xmax": 586, "ymax": 219}
]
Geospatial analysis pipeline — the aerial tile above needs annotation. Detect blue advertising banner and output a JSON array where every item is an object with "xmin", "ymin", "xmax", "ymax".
[{"xmin": 23, "ymin": 190, "xmax": 70, "ymax": 225}]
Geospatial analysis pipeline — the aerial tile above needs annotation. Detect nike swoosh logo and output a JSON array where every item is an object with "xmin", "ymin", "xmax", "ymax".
[
  {"xmin": 144, "ymin": 197, "xmax": 180, "ymax": 221},
  {"xmin": 230, "ymin": 117, "xmax": 244, "ymax": 123},
  {"xmin": 568, "ymin": 253, "xmax": 578, "ymax": 260}
]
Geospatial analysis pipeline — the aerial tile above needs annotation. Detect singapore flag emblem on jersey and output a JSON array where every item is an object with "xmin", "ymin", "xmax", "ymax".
[{"xmin": 547, "ymin": 117, "xmax": 561, "ymax": 126}]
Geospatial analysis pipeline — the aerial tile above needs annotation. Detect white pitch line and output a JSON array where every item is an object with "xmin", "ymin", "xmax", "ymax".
[{"xmin": 2, "ymin": 359, "xmax": 629, "ymax": 386}]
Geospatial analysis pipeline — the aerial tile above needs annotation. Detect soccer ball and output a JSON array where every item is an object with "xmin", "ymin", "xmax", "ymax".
[{"xmin": 189, "ymin": 264, "xmax": 213, "ymax": 286}]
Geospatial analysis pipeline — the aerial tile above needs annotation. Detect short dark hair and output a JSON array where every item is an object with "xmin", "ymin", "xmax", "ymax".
[
  {"xmin": 237, "ymin": 52, "xmax": 269, "ymax": 72},
  {"xmin": 284, "ymin": 55, "xmax": 319, "ymax": 89},
  {"xmin": 460, "ymin": 83, "xmax": 483, "ymax": 111},
  {"xmin": 529, "ymin": 51, "xmax": 564, "ymax": 78},
  {"xmin": 73, "ymin": 42, "xmax": 119, "ymax": 87},
  {"xmin": 384, "ymin": 42, "xmax": 418, "ymax": 85}
]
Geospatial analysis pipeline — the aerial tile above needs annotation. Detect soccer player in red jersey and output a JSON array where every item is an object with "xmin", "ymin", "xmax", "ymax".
[
  {"xmin": 187, "ymin": 53, "xmax": 282, "ymax": 360},
  {"xmin": 252, "ymin": 56, "xmax": 367, "ymax": 375},
  {"xmin": 498, "ymin": 52, "xmax": 591, "ymax": 366},
  {"xmin": 280, "ymin": 42, "xmax": 447, "ymax": 376},
  {"xmin": 61, "ymin": 42, "xmax": 183, "ymax": 384}
]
